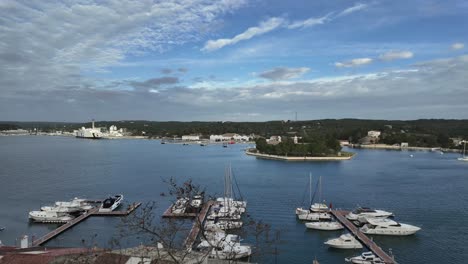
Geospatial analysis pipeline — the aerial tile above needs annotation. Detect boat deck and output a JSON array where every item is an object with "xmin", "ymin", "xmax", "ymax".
[
  {"xmin": 32, "ymin": 202, "xmax": 141, "ymax": 246},
  {"xmin": 331, "ymin": 210, "xmax": 397, "ymax": 264},
  {"xmin": 184, "ymin": 200, "xmax": 215, "ymax": 249}
]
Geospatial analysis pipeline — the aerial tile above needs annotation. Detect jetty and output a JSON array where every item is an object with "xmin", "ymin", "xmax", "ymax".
[
  {"xmin": 331, "ymin": 210, "xmax": 397, "ymax": 264},
  {"xmin": 32, "ymin": 202, "xmax": 141, "ymax": 246},
  {"xmin": 184, "ymin": 200, "xmax": 215, "ymax": 249}
]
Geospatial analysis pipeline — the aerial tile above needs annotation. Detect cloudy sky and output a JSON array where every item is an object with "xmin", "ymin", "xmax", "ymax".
[{"xmin": 1, "ymin": 0, "xmax": 467, "ymax": 121}]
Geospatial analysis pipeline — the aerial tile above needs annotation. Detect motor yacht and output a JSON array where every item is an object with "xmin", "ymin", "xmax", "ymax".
[
  {"xmin": 345, "ymin": 252, "xmax": 384, "ymax": 264},
  {"xmin": 305, "ymin": 221, "xmax": 344, "ymax": 230},
  {"xmin": 324, "ymin": 234, "xmax": 363, "ymax": 249},
  {"xmin": 171, "ymin": 197, "xmax": 189, "ymax": 214},
  {"xmin": 198, "ymin": 232, "xmax": 251, "ymax": 260},
  {"xmin": 205, "ymin": 219, "xmax": 243, "ymax": 230},
  {"xmin": 99, "ymin": 194, "xmax": 123, "ymax": 212},
  {"xmin": 297, "ymin": 212, "xmax": 331, "ymax": 221},
  {"xmin": 360, "ymin": 218, "xmax": 421, "ymax": 236},
  {"xmin": 29, "ymin": 210, "xmax": 74, "ymax": 223},
  {"xmin": 346, "ymin": 207, "xmax": 393, "ymax": 221}
]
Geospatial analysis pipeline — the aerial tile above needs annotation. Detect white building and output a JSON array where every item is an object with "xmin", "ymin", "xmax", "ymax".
[
  {"xmin": 367, "ymin": 130, "xmax": 381, "ymax": 138},
  {"xmin": 209, "ymin": 133, "xmax": 252, "ymax": 142},
  {"xmin": 108, "ymin": 125, "xmax": 123, "ymax": 137},
  {"xmin": 182, "ymin": 134, "xmax": 201, "ymax": 141}
]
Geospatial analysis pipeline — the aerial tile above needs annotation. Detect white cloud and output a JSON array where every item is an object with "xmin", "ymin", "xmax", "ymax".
[
  {"xmin": 0, "ymin": 0, "xmax": 246, "ymax": 95},
  {"xmin": 451, "ymin": 42, "xmax": 465, "ymax": 50},
  {"xmin": 335, "ymin": 58, "xmax": 373, "ymax": 68},
  {"xmin": 337, "ymin": 2, "xmax": 368, "ymax": 17},
  {"xmin": 287, "ymin": 14, "xmax": 331, "ymax": 29},
  {"xmin": 203, "ymin": 2, "xmax": 368, "ymax": 51},
  {"xmin": 202, "ymin": 17, "xmax": 285, "ymax": 52},
  {"xmin": 379, "ymin": 51, "xmax": 414, "ymax": 61},
  {"xmin": 258, "ymin": 67, "xmax": 310, "ymax": 81}
]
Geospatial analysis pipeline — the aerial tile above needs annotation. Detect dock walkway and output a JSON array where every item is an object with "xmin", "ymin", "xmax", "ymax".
[
  {"xmin": 32, "ymin": 203, "xmax": 142, "ymax": 246},
  {"xmin": 331, "ymin": 210, "xmax": 397, "ymax": 264},
  {"xmin": 184, "ymin": 200, "xmax": 215, "ymax": 249}
]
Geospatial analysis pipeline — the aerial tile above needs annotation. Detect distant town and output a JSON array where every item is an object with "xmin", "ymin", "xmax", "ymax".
[{"xmin": 1, "ymin": 119, "xmax": 467, "ymax": 153}]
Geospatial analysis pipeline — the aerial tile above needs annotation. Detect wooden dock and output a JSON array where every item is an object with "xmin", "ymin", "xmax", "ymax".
[
  {"xmin": 331, "ymin": 210, "xmax": 397, "ymax": 264},
  {"xmin": 32, "ymin": 202, "xmax": 141, "ymax": 246},
  {"xmin": 184, "ymin": 200, "xmax": 215, "ymax": 249},
  {"xmin": 162, "ymin": 204, "xmax": 197, "ymax": 218}
]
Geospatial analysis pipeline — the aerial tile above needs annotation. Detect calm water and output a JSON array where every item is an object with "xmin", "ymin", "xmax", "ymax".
[{"xmin": 1, "ymin": 136, "xmax": 467, "ymax": 263}]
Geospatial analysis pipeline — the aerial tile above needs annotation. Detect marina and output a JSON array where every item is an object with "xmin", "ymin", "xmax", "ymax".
[
  {"xmin": 31, "ymin": 201, "xmax": 141, "ymax": 246},
  {"xmin": 0, "ymin": 136, "xmax": 467, "ymax": 263},
  {"xmin": 331, "ymin": 210, "xmax": 397, "ymax": 264}
]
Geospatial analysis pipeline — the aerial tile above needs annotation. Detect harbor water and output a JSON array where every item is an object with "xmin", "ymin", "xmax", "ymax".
[{"xmin": 1, "ymin": 136, "xmax": 467, "ymax": 263}]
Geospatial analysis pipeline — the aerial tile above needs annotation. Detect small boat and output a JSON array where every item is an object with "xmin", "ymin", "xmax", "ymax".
[
  {"xmin": 324, "ymin": 234, "xmax": 363, "ymax": 249},
  {"xmin": 99, "ymin": 194, "xmax": 123, "ymax": 212},
  {"xmin": 346, "ymin": 207, "xmax": 393, "ymax": 221},
  {"xmin": 190, "ymin": 194, "xmax": 204, "ymax": 209},
  {"xmin": 305, "ymin": 221, "xmax": 344, "ymax": 230},
  {"xmin": 360, "ymin": 218, "xmax": 421, "ymax": 236},
  {"xmin": 171, "ymin": 197, "xmax": 189, "ymax": 214},
  {"xmin": 0, "ymin": 227, "xmax": 5, "ymax": 231},
  {"xmin": 297, "ymin": 212, "xmax": 331, "ymax": 221},
  {"xmin": 345, "ymin": 252, "xmax": 384, "ymax": 264},
  {"xmin": 29, "ymin": 210, "xmax": 74, "ymax": 223}
]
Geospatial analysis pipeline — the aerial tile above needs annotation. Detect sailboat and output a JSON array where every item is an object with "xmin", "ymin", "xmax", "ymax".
[
  {"xmin": 208, "ymin": 165, "xmax": 246, "ymax": 223},
  {"xmin": 458, "ymin": 140, "xmax": 468, "ymax": 162},
  {"xmin": 296, "ymin": 174, "xmax": 331, "ymax": 221}
]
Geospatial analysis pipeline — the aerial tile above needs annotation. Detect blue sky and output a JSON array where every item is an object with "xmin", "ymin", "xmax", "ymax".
[{"xmin": 1, "ymin": 0, "xmax": 467, "ymax": 121}]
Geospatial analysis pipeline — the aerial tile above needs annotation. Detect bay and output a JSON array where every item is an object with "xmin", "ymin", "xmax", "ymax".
[{"xmin": 0, "ymin": 136, "xmax": 467, "ymax": 263}]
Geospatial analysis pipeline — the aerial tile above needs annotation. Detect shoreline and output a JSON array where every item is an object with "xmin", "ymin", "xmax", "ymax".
[
  {"xmin": 348, "ymin": 144, "xmax": 462, "ymax": 153},
  {"xmin": 245, "ymin": 149, "xmax": 355, "ymax": 161}
]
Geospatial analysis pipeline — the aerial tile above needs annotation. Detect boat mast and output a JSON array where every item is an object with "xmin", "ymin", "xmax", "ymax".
[
  {"xmin": 319, "ymin": 176, "xmax": 322, "ymax": 204},
  {"xmin": 309, "ymin": 172, "xmax": 312, "ymax": 205},
  {"xmin": 464, "ymin": 140, "xmax": 466, "ymax": 158}
]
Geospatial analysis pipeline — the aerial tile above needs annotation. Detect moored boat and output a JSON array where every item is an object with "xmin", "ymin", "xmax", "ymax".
[
  {"xmin": 346, "ymin": 207, "xmax": 393, "ymax": 221},
  {"xmin": 324, "ymin": 234, "xmax": 363, "ymax": 249},
  {"xmin": 360, "ymin": 218, "xmax": 421, "ymax": 236},
  {"xmin": 305, "ymin": 221, "xmax": 344, "ymax": 230},
  {"xmin": 29, "ymin": 210, "xmax": 74, "ymax": 223},
  {"xmin": 345, "ymin": 252, "xmax": 384, "ymax": 264},
  {"xmin": 99, "ymin": 194, "xmax": 123, "ymax": 212}
]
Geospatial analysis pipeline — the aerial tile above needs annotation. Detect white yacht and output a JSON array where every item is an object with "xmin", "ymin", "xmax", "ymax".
[
  {"xmin": 360, "ymin": 218, "xmax": 421, "ymax": 236},
  {"xmin": 29, "ymin": 210, "xmax": 74, "ymax": 223},
  {"xmin": 205, "ymin": 220, "xmax": 243, "ymax": 230},
  {"xmin": 298, "ymin": 212, "xmax": 331, "ymax": 221},
  {"xmin": 311, "ymin": 202, "xmax": 329, "ymax": 212},
  {"xmin": 345, "ymin": 252, "xmax": 384, "ymax": 264},
  {"xmin": 75, "ymin": 120, "xmax": 102, "ymax": 139},
  {"xmin": 42, "ymin": 197, "xmax": 93, "ymax": 213},
  {"xmin": 324, "ymin": 234, "xmax": 363, "ymax": 249},
  {"xmin": 198, "ymin": 232, "xmax": 251, "ymax": 260},
  {"xmin": 305, "ymin": 221, "xmax": 344, "ymax": 231},
  {"xmin": 99, "ymin": 194, "xmax": 123, "ymax": 212},
  {"xmin": 209, "ymin": 242, "xmax": 252, "ymax": 260},
  {"xmin": 346, "ymin": 207, "xmax": 393, "ymax": 221}
]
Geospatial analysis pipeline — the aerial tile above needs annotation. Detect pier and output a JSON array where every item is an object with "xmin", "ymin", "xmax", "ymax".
[
  {"xmin": 331, "ymin": 210, "xmax": 397, "ymax": 264},
  {"xmin": 32, "ymin": 202, "xmax": 141, "ymax": 246},
  {"xmin": 184, "ymin": 200, "xmax": 215, "ymax": 249}
]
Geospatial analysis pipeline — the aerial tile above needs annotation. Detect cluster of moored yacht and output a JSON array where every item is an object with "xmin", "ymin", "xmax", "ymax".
[
  {"xmin": 28, "ymin": 194, "xmax": 123, "ymax": 223},
  {"xmin": 196, "ymin": 166, "xmax": 251, "ymax": 260},
  {"xmin": 296, "ymin": 174, "xmax": 421, "ymax": 263}
]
